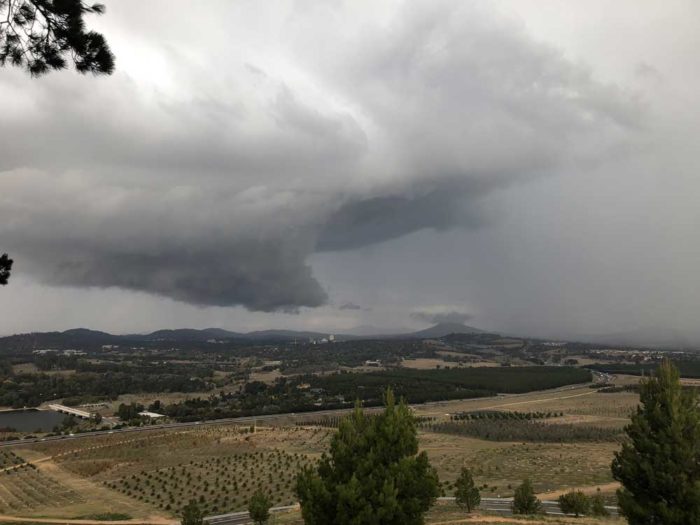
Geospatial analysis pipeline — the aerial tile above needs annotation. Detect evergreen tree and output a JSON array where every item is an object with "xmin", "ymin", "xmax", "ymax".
[
  {"xmin": 0, "ymin": 254, "xmax": 12, "ymax": 285},
  {"xmin": 248, "ymin": 490, "xmax": 271, "ymax": 525},
  {"xmin": 558, "ymin": 491, "xmax": 590, "ymax": 517},
  {"xmin": 180, "ymin": 500, "xmax": 203, "ymax": 525},
  {"xmin": 0, "ymin": 0, "xmax": 114, "ymax": 76},
  {"xmin": 612, "ymin": 359, "xmax": 700, "ymax": 524},
  {"xmin": 454, "ymin": 467, "xmax": 480, "ymax": 513},
  {"xmin": 512, "ymin": 479, "xmax": 542, "ymax": 515},
  {"xmin": 296, "ymin": 389, "xmax": 440, "ymax": 525},
  {"xmin": 590, "ymin": 494, "xmax": 609, "ymax": 517}
]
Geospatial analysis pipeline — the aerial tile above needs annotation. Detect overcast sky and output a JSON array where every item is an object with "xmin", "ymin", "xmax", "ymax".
[{"xmin": 1, "ymin": 0, "xmax": 699, "ymax": 339}]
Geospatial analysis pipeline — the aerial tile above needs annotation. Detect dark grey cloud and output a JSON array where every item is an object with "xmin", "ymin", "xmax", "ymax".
[
  {"xmin": 0, "ymin": 1, "xmax": 640, "ymax": 312},
  {"xmin": 317, "ymin": 183, "xmax": 485, "ymax": 251}
]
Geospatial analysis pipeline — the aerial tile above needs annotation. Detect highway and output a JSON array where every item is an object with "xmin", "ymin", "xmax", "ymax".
[
  {"xmin": 475, "ymin": 497, "xmax": 618, "ymax": 517},
  {"xmin": 203, "ymin": 498, "xmax": 618, "ymax": 524},
  {"xmin": 0, "ymin": 406, "xmax": 386, "ymax": 448},
  {"xmin": 206, "ymin": 505, "xmax": 297, "ymax": 525}
]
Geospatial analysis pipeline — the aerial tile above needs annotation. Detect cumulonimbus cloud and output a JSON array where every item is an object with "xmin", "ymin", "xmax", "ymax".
[{"xmin": 0, "ymin": 1, "xmax": 640, "ymax": 311}]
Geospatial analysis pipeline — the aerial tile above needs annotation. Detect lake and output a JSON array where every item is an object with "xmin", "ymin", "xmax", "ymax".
[{"xmin": 0, "ymin": 409, "xmax": 67, "ymax": 433}]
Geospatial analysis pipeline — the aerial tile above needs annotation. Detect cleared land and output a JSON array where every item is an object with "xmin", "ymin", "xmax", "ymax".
[
  {"xmin": 0, "ymin": 380, "xmax": 636, "ymax": 522},
  {"xmin": 10, "ymin": 427, "xmax": 330, "ymax": 519}
]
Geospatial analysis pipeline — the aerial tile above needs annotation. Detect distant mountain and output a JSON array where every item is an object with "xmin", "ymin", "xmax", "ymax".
[
  {"xmin": 403, "ymin": 322, "xmax": 486, "ymax": 339},
  {"xmin": 60, "ymin": 328, "xmax": 120, "ymax": 342},
  {"xmin": 244, "ymin": 329, "xmax": 331, "ymax": 341},
  {"xmin": 0, "ymin": 322, "xmax": 491, "ymax": 352},
  {"xmin": 346, "ymin": 322, "xmax": 487, "ymax": 340},
  {"xmin": 138, "ymin": 328, "xmax": 244, "ymax": 342}
]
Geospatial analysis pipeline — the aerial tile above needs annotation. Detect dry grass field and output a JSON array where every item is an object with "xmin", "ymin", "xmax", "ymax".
[
  {"xmin": 422, "ymin": 432, "xmax": 618, "ymax": 496},
  {"xmin": 0, "ymin": 378, "xmax": 638, "ymax": 521},
  {"xmin": 402, "ymin": 358, "xmax": 458, "ymax": 369},
  {"xmin": 411, "ymin": 386, "xmax": 638, "ymax": 420},
  {"xmin": 9, "ymin": 426, "xmax": 331, "ymax": 519},
  {"xmin": 0, "ymin": 463, "xmax": 85, "ymax": 515},
  {"xmin": 106, "ymin": 449, "xmax": 311, "ymax": 515},
  {"xmin": 409, "ymin": 383, "xmax": 638, "ymax": 497}
]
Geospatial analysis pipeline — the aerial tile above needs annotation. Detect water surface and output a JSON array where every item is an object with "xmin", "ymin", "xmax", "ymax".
[{"xmin": 0, "ymin": 409, "xmax": 66, "ymax": 433}]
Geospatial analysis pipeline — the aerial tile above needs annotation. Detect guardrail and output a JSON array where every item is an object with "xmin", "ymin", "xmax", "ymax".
[{"xmin": 204, "ymin": 498, "xmax": 618, "ymax": 524}]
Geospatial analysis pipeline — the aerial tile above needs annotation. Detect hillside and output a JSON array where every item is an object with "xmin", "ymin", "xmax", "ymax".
[{"xmin": 0, "ymin": 323, "xmax": 492, "ymax": 351}]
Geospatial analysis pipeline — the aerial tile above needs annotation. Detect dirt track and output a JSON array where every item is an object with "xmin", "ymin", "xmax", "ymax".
[{"xmin": 537, "ymin": 481, "xmax": 621, "ymax": 499}]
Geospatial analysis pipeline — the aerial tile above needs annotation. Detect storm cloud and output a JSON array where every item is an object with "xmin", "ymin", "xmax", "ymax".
[{"xmin": 0, "ymin": 1, "xmax": 641, "ymax": 313}]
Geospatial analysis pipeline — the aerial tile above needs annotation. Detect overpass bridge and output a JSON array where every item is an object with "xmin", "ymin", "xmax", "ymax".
[{"xmin": 47, "ymin": 404, "xmax": 94, "ymax": 419}]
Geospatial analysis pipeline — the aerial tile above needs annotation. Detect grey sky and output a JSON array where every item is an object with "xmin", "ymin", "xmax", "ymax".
[{"xmin": 1, "ymin": 0, "xmax": 699, "ymax": 340}]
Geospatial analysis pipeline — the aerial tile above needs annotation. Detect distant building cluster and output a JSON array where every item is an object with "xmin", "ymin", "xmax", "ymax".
[
  {"xmin": 309, "ymin": 334, "xmax": 335, "ymax": 344},
  {"xmin": 32, "ymin": 348, "xmax": 86, "ymax": 356}
]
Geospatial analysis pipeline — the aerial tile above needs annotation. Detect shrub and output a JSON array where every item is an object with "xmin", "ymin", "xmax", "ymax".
[
  {"xmin": 558, "ymin": 491, "xmax": 590, "ymax": 517},
  {"xmin": 512, "ymin": 479, "xmax": 542, "ymax": 515}
]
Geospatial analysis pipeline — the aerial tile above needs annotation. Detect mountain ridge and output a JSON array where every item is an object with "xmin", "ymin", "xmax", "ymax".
[{"xmin": 0, "ymin": 322, "xmax": 489, "ymax": 348}]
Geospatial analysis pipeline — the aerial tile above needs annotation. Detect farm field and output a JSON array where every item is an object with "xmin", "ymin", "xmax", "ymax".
[
  {"xmin": 422, "ymin": 432, "xmax": 618, "ymax": 496},
  {"xmin": 410, "ymin": 385, "xmax": 639, "ymax": 420},
  {"xmin": 412, "ymin": 384, "xmax": 637, "ymax": 497},
  {"xmin": 0, "ymin": 462, "xmax": 85, "ymax": 515},
  {"xmin": 0, "ymin": 381, "xmax": 638, "ymax": 521},
  {"xmin": 10, "ymin": 426, "xmax": 331, "ymax": 519},
  {"xmin": 106, "ymin": 449, "xmax": 311, "ymax": 515}
]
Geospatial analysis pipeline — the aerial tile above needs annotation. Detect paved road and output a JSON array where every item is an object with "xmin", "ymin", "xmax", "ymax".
[
  {"xmin": 204, "ymin": 498, "xmax": 618, "ymax": 524},
  {"xmin": 476, "ymin": 497, "xmax": 618, "ymax": 517},
  {"xmin": 0, "ymin": 382, "xmax": 594, "ymax": 449},
  {"xmin": 206, "ymin": 505, "xmax": 297, "ymax": 525},
  {"xmin": 0, "ymin": 408, "xmax": 378, "ymax": 448}
]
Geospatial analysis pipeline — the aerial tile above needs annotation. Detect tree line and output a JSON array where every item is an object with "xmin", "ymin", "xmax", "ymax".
[
  {"xmin": 0, "ymin": 370, "xmax": 210, "ymax": 408},
  {"xmin": 427, "ymin": 419, "xmax": 622, "ymax": 443},
  {"xmin": 304, "ymin": 366, "xmax": 592, "ymax": 405}
]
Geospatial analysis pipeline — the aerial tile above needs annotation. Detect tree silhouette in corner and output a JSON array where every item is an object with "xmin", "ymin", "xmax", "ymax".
[
  {"xmin": 0, "ymin": 254, "xmax": 12, "ymax": 285},
  {"xmin": 1, "ymin": 1, "xmax": 114, "ymax": 283},
  {"xmin": 0, "ymin": 0, "xmax": 114, "ymax": 76}
]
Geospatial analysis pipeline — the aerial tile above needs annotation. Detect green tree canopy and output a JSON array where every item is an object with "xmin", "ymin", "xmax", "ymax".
[
  {"xmin": 248, "ymin": 490, "xmax": 271, "ymax": 525},
  {"xmin": 612, "ymin": 359, "xmax": 700, "ymax": 524},
  {"xmin": 589, "ymin": 493, "xmax": 609, "ymax": 517},
  {"xmin": 180, "ymin": 500, "xmax": 203, "ymax": 525},
  {"xmin": 454, "ymin": 467, "xmax": 480, "ymax": 513},
  {"xmin": 0, "ymin": 254, "xmax": 11, "ymax": 285},
  {"xmin": 296, "ymin": 389, "xmax": 440, "ymax": 525},
  {"xmin": 0, "ymin": 0, "xmax": 114, "ymax": 76},
  {"xmin": 558, "ymin": 491, "xmax": 590, "ymax": 517},
  {"xmin": 512, "ymin": 479, "xmax": 542, "ymax": 515}
]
